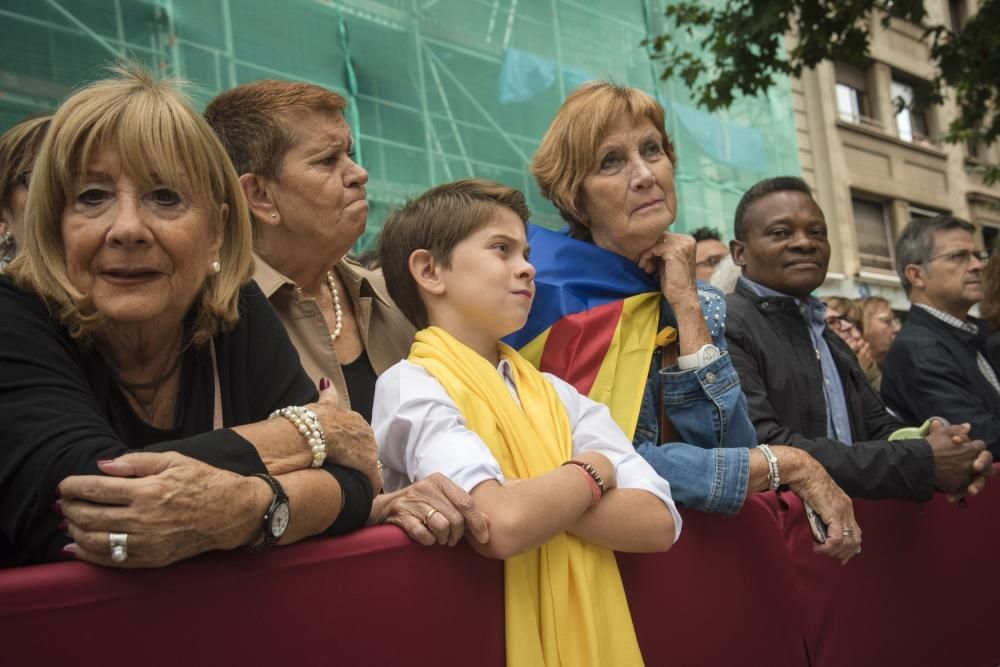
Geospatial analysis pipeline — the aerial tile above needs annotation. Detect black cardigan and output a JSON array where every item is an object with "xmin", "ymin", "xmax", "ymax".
[
  {"xmin": 725, "ymin": 281, "xmax": 935, "ymax": 501},
  {"xmin": 0, "ymin": 277, "xmax": 368, "ymax": 566},
  {"xmin": 882, "ymin": 306, "xmax": 1000, "ymax": 458}
]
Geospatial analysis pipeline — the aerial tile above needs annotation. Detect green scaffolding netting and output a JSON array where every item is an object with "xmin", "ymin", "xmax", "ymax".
[{"xmin": 0, "ymin": 0, "xmax": 801, "ymax": 251}]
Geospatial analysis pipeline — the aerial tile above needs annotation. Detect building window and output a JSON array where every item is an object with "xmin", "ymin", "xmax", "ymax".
[
  {"xmin": 835, "ymin": 63, "xmax": 875, "ymax": 127},
  {"xmin": 949, "ymin": 0, "xmax": 967, "ymax": 31},
  {"xmin": 836, "ymin": 83, "xmax": 866, "ymax": 124},
  {"xmin": 983, "ymin": 225, "xmax": 999, "ymax": 255},
  {"xmin": 852, "ymin": 197, "xmax": 894, "ymax": 271},
  {"xmin": 891, "ymin": 78, "xmax": 930, "ymax": 143}
]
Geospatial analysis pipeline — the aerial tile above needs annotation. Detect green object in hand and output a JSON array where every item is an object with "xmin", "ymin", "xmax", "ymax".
[{"xmin": 888, "ymin": 417, "xmax": 948, "ymax": 441}]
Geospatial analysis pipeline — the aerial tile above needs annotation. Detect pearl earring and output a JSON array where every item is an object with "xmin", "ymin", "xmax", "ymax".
[{"xmin": 211, "ymin": 260, "xmax": 221, "ymax": 273}]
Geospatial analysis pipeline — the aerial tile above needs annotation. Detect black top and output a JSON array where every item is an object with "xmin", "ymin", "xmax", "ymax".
[
  {"xmin": 882, "ymin": 306, "xmax": 1000, "ymax": 458},
  {"xmin": 0, "ymin": 277, "xmax": 356, "ymax": 566},
  {"xmin": 341, "ymin": 348, "xmax": 378, "ymax": 424},
  {"xmin": 725, "ymin": 281, "xmax": 935, "ymax": 501}
]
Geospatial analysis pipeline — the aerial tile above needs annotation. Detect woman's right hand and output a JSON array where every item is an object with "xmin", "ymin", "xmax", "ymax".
[
  {"xmin": 636, "ymin": 232, "xmax": 699, "ymax": 305},
  {"xmin": 59, "ymin": 452, "xmax": 264, "ymax": 568},
  {"xmin": 308, "ymin": 383, "xmax": 382, "ymax": 495}
]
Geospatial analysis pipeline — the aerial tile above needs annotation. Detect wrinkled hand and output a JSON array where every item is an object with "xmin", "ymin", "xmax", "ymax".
[
  {"xmin": 370, "ymin": 473, "xmax": 489, "ymax": 546},
  {"xmin": 637, "ymin": 232, "xmax": 698, "ymax": 304},
  {"xmin": 927, "ymin": 421, "xmax": 992, "ymax": 497},
  {"xmin": 775, "ymin": 446, "xmax": 862, "ymax": 564},
  {"xmin": 310, "ymin": 383, "xmax": 382, "ymax": 495},
  {"xmin": 57, "ymin": 452, "xmax": 261, "ymax": 568}
]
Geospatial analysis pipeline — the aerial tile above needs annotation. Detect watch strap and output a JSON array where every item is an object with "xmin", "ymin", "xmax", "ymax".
[
  {"xmin": 677, "ymin": 343, "xmax": 721, "ymax": 370},
  {"xmin": 250, "ymin": 473, "xmax": 288, "ymax": 551}
]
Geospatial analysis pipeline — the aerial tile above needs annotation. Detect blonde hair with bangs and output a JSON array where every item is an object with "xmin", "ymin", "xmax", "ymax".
[
  {"xmin": 531, "ymin": 82, "xmax": 676, "ymax": 240},
  {"xmin": 7, "ymin": 62, "xmax": 254, "ymax": 345}
]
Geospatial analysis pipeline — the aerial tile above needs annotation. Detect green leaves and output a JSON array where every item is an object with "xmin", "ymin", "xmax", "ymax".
[{"xmin": 648, "ymin": 0, "xmax": 999, "ymax": 184}]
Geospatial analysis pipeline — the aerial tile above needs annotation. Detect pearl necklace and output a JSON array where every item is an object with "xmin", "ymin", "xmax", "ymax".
[{"xmin": 326, "ymin": 271, "xmax": 343, "ymax": 341}]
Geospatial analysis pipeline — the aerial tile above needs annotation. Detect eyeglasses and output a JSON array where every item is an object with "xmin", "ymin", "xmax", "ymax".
[
  {"xmin": 14, "ymin": 171, "xmax": 31, "ymax": 189},
  {"xmin": 873, "ymin": 313, "xmax": 901, "ymax": 331},
  {"xmin": 923, "ymin": 249, "xmax": 989, "ymax": 265},
  {"xmin": 825, "ymin": 314, "xmax": 860, "ymax": 333}
]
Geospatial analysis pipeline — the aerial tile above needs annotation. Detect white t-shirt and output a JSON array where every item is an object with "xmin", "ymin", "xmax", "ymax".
[{"xmin": 372, "ymin": 358, "xmax": 682, "ymax": 543}]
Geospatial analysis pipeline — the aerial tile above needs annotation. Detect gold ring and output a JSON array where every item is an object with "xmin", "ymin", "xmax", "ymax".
[{"xmin": 424, "ymin": 508, "xmax": 439, "ymax": 525}]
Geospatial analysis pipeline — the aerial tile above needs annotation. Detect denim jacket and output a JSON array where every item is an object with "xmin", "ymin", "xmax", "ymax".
[{"xmin": 634, "ymin": 284, "xmax": 758, "ymax": 514}]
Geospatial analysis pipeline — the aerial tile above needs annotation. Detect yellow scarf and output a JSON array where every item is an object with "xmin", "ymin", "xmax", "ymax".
[{"xmin": 409, "ymin": 327, "xmax": 644, "ymax": 667}]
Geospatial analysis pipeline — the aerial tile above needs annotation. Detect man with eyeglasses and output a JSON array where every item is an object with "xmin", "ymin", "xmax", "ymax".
[
  {"xmin": 725, "ymin": 177, "xmax": 992, "ymax": 504},
  {"xmin": 692, "ymin": 226, "xmax": 730, "ymax": 282},
  {"xmin": 883, "ymin": 216, "xmax": 1000, "ymax": 458}
]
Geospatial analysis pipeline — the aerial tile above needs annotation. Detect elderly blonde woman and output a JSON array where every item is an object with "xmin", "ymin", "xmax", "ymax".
[
  {"xmin": 0, "ymin": 64, "xmax": 379, "ymax": 568},
  {"xmin": 204, "ymin": 81, "xmax": 490, "ymax": 549},
  {"xmin": 0, "ymin": 114, "xmax": 51, "ymax": 271},
  {"xmin": 523, "ymin": 82, "xmax": 861, "ymax": 561}
]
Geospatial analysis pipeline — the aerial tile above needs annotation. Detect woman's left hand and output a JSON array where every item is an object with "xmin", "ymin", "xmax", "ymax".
[
  {"xmin": 58, "ymin": 452, "xmax": 262, "ymax": 568},
  {"xmin": 637, "ymin": 232, "xmax": 698, "ymax": 303},
  {"xmin": 773, "ymin": 446, "xmax": 862, "ymax": 565}
]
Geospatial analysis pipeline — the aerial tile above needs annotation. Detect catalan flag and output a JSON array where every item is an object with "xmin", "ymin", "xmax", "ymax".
[{"xmin": 504, "ymin": 224, "xmax": 662, "ymax": 440}]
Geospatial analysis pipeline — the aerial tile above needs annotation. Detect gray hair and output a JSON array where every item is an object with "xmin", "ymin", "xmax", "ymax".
[{"xmin": 895, "ymin": 215, "xmax": 976, "ymax": 295}]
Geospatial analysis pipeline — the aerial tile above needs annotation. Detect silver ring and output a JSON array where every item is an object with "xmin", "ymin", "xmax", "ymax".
[
  {"xmin": 109, "ymin": 532, "xmax": 128, "ymax": 563},
  {"xmin": 424, "ymin": 509, "xmax": 439, "ymax": 525},
  {"xmin": 855, "ymin": 546, "xmax": 862, "ymax": 555},
  {"xmin": 841, "ymin": 528, "xmax": 854, "ymax": 537}
]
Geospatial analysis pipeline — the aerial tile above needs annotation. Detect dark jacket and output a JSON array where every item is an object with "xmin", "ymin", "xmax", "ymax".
[
  {"xmin": 725, "ymin": 281, "xmax": 934, "ymax": 500},
  {"xmin": 882, "ymin": 306, "xmax": 1000, "ymax": 458}
]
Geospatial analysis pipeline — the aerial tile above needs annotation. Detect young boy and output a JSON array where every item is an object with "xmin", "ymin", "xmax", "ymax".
[{"xmin": 373, "ymin": 179, "xmax": 679, "ymax": 666}]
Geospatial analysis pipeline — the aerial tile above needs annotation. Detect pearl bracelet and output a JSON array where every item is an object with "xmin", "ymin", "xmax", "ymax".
[
  {"xmin": 757, "ymin": 444, "xmax": 780, "ymax": 491},
  {"xmin": 269, "ymin": 406, "xmax": 327, "ymax": 468}
]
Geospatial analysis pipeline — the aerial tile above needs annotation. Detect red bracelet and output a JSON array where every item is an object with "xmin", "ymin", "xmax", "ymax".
[{"xmin": 562, "ymin": 460, "xmax": 604, "ymax": 506}]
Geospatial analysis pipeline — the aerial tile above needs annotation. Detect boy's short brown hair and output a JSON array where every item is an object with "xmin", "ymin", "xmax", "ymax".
[{"xmin": 378, "ymin": 178, "xmax": 530, "ymax": 330}]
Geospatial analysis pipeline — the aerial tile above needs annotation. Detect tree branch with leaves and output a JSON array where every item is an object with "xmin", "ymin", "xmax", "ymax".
[{"xmin": 646, "ymin": 0, "xmax": 999, "ymax": 184}]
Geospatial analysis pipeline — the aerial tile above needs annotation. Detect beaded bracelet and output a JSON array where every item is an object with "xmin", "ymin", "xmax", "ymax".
[
  {"xmin": 561, "ymin": 459, "xmax": 605, "ymax": 506},
  {"xmin": 756, "ymin": 444, "xmax": 780, "ymax": 491},
  {"xmin": 565, "ymin": 462, "xmax": 602, "ymax": 506},
  {"xmin": 269, "ymin": 406, "xmax": 327, "ymax": 468}
]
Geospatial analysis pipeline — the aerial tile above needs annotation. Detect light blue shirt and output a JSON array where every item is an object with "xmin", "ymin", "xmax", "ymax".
[{"xmin": 740, "ymin": 277, "xmax": 853, "ymax": 445}]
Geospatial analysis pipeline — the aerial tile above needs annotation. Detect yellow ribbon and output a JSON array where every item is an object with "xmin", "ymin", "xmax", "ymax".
[{"xmin": 409, "ymin": 326, "xmax": 644, "ymax": 666}]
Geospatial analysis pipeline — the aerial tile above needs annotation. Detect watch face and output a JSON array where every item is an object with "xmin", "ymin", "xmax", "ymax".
[
  {"xmin": 703, "ymin": 345, "xmax": 721, "ymax": 363},
  {"xmin": 271, "ymin": 501, "xmax": 290, "ymax": 538}
]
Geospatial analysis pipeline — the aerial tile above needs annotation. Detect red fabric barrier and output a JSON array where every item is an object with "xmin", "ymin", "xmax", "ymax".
[
  {"xmin": 619, "ymin": 494, "xmax": 809, "ymax": 667},
  {"xmin": 11, "ymin": 475, "xmax": 994, "ymax": 667},
  {"xmin": 780, "ymin": 464, "xmax": 1000, "ymax": 667},
  {"xmin": 0, "ymin": 501, "xmax": 809, "ymax": 666},
  {"xmin": 0, "ymin": 525, "xmax": 505, "ymax": 667}
]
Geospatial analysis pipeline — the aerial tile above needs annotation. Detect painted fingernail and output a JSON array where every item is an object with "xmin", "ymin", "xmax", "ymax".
[
  {"xmin": 57, "ymin": 520, "xmax": 69, "ymax": 535},
  {"xmin": 97, "ymin": 458, "xmax": 115, "ymax": 465},
  {"xmin": 51, "ymin": 500, "xmax": 63, "ymax": 515},
  {"xmin": 319, "ymin": 377, "xmax": 331, "ymax": 391}
]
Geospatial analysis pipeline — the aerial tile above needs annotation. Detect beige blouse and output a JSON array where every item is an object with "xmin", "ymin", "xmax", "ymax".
[{"xmin": 253, "ymin": 254, "xmax": 416, "ymax": 410}]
